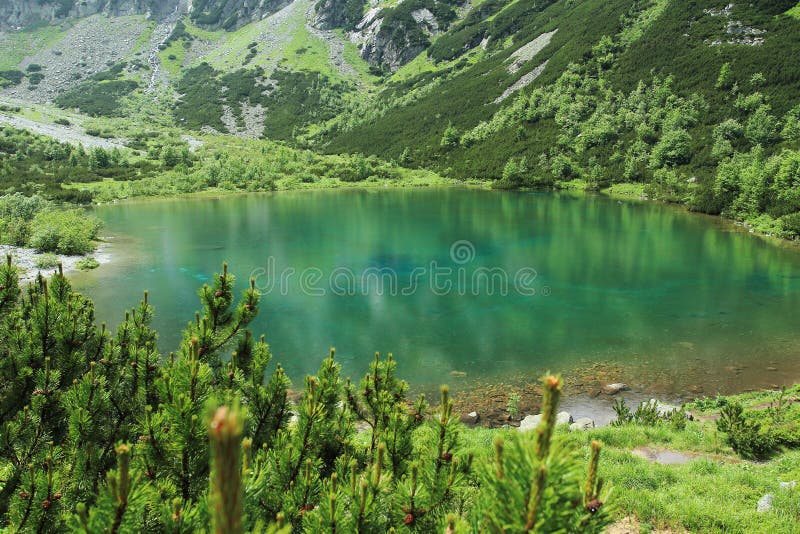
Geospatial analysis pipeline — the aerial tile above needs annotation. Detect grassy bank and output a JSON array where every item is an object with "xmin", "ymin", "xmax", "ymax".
[{"xmin": 459, "ymin": 386, "xmax": 800, "ymax": 532}]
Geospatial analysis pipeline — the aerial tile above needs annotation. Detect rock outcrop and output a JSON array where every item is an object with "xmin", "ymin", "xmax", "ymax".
[{"xmin": 0, "ymin": 0, "xmax": 289, "ymax": 31}]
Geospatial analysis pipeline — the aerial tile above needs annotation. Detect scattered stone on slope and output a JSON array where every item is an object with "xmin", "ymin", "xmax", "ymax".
[
  {"xmin": 0, "ymin": 14, "xmax": 148, "ymax": 103},
  {"xmin": 506, "ymin": 29, "xmax": 557, "ymax": 73},
  {"xmin": 0, "ymin": 112, "xmax": 128, "ymax": 150},
  {"xmin": 493, "ymin": 60, "xmax": 549, "ymax": 104}
]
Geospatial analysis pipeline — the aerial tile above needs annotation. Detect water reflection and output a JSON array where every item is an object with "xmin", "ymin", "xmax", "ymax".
[{"xmin": 73, "ymin": 189, "xmax": 800, "ymax": 391}]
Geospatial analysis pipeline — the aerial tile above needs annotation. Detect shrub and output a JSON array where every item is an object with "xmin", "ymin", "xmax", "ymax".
[
  {"xmin": 76, "ymin": 257, "xmax": 100, "ymax": 270},
  {"xmin": 34, "ymin": 253, "xmax": 59, "ymax": 269},
  {"xmin": 746, "ymin": 105, "xmax": 780, "ymax": 145},
  {"xmin": 0, "ymin": 264, "xmax": 613, "ymax": 532},
  {"xmin": 716, "ymin": 403, "xmax": 777, "ymax": 460},
  {"xmin": 612, "ymin": 398, "xmax": 687, "ymax": 430},
  {"xmin": 29, "ymin": 209, "xmax": 102, "ymax": 255},
  {"xmin": 649, "ymin": 128, "xmax": 692, "ymax": 168},
  {"xmin": 441, "ymin": 122, "xmax": 459, "ymax": 148}
]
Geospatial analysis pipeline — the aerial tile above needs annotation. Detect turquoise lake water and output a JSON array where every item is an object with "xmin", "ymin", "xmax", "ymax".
[{"xmin": 72, "ymin": 188, "xmax": 800, "ymax": 393}]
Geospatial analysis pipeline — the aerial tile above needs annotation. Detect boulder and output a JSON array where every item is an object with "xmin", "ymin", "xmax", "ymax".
[
  {"xmin": 602, "ymin": 383, "xmax": 629, "ymax": 395},
  {"xmin": 569, "ymin": 417, "xmax": 595, "ymax": 431},
  {"xmin": 519, "ymin": 412, "xmax": 572, "ymax": 432},
  {"xmin": 779, "ymin": 481, "xmax": 797, "ymax": 491},
  {"xmin": 460, "ymin": 411, "xmax": 479, "ymax": 425},
  {"xmin": 556, "ymin": 411, "xmax": 573, "ymax": 425},
  {"xmin": 757, "ymin": 494, "xmax": 773, "ymax": 513},
  {"xmin": 519, "ymin": 414, "xmax": 541, "ymax": 432}
]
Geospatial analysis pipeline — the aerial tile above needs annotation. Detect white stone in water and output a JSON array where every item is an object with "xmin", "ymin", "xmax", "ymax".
[
  {"xmin": 757, "ymin": 494, "xmax": 773, "ymax": 513},
  {"xmin": 602, "ymin": 383, "xmax": 629, "ymax": 395}
]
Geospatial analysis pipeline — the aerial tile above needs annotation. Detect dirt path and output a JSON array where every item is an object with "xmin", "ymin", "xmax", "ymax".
[{"xmin": 0, "ymin": 113, "xmax": 128, "ymax": 150}]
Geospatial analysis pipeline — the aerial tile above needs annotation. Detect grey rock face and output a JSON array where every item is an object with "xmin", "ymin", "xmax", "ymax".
[
  {"xmin": 0, "ymin": 0, "xmax": 288, "ymax": 31},
  {"xmin": 313, "ymin": 0, "xmax": 351, "ymax": 30},
  {"xmin": 0, "ymin": 1, "xmax": 170, "ymax": 30}
]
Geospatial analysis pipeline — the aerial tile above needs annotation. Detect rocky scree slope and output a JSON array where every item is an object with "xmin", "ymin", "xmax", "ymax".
[{"xmin": 0, "ymin": 0, "xmax": 290, "ymax": 31}]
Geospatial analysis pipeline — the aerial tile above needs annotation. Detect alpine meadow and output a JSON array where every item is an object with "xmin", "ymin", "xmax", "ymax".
[{"xmin": 2, "ymin": 0, "xmax": 800, "ymax": 532}]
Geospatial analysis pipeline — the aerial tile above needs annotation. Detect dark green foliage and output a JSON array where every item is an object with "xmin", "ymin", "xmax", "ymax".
[
  {"xmin": 174, "ymin": 65, "xmax": 351, "ymax": 139},
  {"xmin": 89, "ymin": 62, "xmax": 127, "ymax": 82},
  {"xmin": 321, "ymin": 0, "xmax": 800, "ymax": 238},
  {"xmin": 0, "ymin": 127, "xmax": 159, "ymax": 199},
  {"xmin": 612, "ymin": 398, "xmax": 687, "ymax": 430},
  {"xmin": 27, "ymin": 72, "xmax": 45, "ymax": 86},
  {"xmin": 0, "ymin": 70, "xmax": 24, "ymax": 88},
  {"xmin": 174, "ymin": 63, "xmax": 225, "ymax": 130},
  {"xmin": 262, "ymin": 70, "xmax": 352, "ymax": 140},
  {"xmin": 716, "ymin": 388, "xmax": 800, "ymax": 460},
  {"xmin": 473, "ymin": 376, "xmax": 613, "ymax": 532},
  {"xmin": 55, "ymin": 79, "xmax": 138, "ymax": 117},
  {"xmin": 0, "ymin": 264, "xmax": 612, "ymax": 531},
  {"xmin": 426, "ymin": 0, "xmax": 507, "ymax": 62},
  {"xmin": 0, "ymin": 194, "xmax": 102, "ymax": 254},
  {"xmin": 165, "ymin": 19, "xmax": 194, "ymax": 46},
  {"xmin": 716, "ymin": 403, "xmax": 777, "ymax": 460}
]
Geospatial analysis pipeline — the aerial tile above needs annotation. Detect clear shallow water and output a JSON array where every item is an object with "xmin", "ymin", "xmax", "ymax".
[{"xmin": 72, "ymin": 189, "xmax": 800, "ymax": 393}]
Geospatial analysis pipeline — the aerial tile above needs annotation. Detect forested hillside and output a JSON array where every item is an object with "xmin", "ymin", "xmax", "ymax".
[
  {"xmin": 321, "ymin": 0, "xmax": 800, "ymax": 237},
  {"xmin": 2, "ymin": 1, "xmax": 800, "ymax": 237}
]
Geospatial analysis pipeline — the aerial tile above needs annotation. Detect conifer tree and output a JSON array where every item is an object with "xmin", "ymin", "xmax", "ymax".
[{"xmin": 0, "ymin": 262, "xmax": 613, "ymax": 532}]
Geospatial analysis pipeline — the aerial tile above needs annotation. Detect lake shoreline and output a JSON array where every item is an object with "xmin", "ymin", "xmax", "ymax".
[
  {"xmin": 70, "ymin": 186, "xmax": 800, "ymax": 427},
  {"xmin": 422, "ymin": 357, "xmax": 800, "ymax": 429},
  {"xmin": 2, "ymin": 242, "xmax": 113, "ymax": 284}
]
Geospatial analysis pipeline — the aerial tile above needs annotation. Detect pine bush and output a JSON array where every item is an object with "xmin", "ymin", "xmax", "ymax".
[{"xmin": 0, "ymin": 259, "xmax": 612, "ymax": 532}]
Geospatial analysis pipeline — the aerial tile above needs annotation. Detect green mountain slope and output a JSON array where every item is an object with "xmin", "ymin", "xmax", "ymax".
[{"xmin": 2, "ymin": 0, "xmax": 800, "ymax": 237}]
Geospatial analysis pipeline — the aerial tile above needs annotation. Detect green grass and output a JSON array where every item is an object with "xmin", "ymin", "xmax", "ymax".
[
  {"xmin": 788, "ymin": 2, "xmax": 800, "ymax": 18},
  {"xmin": 455, "ymin": 385, "xmax": 800, "ymax": 532},
  {"xmin": 158, "ymin": 39, "xmax": 189, "ymax": 76},
  {"xmin": 602, "ymin": 182, "xmax": 647, "ymax": 199},
  {"xmin": 335, "ymin": 29, "xmax": 381, "ymax": 85},
  {"xmin": 0, "ymin": 24, "xmax": 66, "ymax": 70}
]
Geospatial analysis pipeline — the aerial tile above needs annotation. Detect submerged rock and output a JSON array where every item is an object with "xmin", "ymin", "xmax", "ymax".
[{"xmin": 602, "ymin": 383, "xmax": 629, "ymax": 395}]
